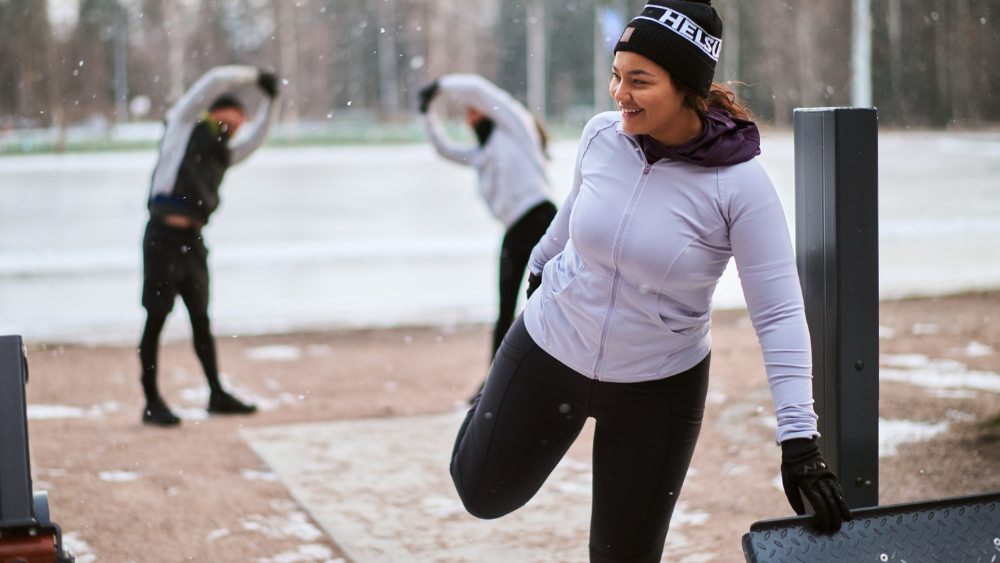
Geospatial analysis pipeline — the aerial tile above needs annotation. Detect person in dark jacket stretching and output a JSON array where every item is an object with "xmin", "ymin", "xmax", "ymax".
[{"xmin": 140, "ymin": 66, "xmax": 280, "ymax": 426}]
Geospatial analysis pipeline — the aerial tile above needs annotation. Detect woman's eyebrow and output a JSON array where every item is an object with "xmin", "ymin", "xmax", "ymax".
[{"xmin": 627, "ymin": 69, "xmax": 656, "ymax": 77}]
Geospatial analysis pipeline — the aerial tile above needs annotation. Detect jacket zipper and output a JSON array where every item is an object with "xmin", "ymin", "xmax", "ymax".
[{"xmin": 593, "ymin": 140, "xmax": 652, "ymax": 378}]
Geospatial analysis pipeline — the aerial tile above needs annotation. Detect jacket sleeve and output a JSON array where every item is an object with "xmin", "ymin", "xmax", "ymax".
[
  {"xmin": 527, "ymin": 118, "xmax": 600, "ymax": 275},
  {"xmin": 166, "ymin": 65, "xmax": 259, "ymax": 126},
  {"xmin": 724, "ymin": 161, "xmax": 819, "ymax": 444},
  {"xmin": 437, "ymin": 74, "xmax": 538, "ymax": 148},
  {"xmin": 423, "ymin": 113, "xmax": 479, "ymax": 166},
  {"xmin": 229, "ymin": 95, "xmax": 280, "ymax": 165}
]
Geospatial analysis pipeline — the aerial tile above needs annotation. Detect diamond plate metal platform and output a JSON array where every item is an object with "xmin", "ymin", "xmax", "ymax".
[{"xmin": 742, "ymin": 491, "xmax": 1000, "ymax": 562}]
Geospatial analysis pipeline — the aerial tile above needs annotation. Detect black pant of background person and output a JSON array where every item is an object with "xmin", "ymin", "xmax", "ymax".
[
  {"xmin": 467, "ymin": 200, "xmax": 557, "ymax": 402},
  {"xmin": 138, "ymin": 220, "xmax": 255, "ymax": 425},
  {"xmin": 452, "ymin": 316, "xmax": 710, "ymax": 563},
  {"xmin": 492, "ymin": 200, "xmax": 557, "ymax": 359}
]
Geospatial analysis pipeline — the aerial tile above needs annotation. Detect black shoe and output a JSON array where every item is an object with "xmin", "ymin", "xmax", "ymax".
[
  {"xmin": 208, "ymin": 391, "xmax": 257, "ymax": 415},
  {"xmin": 143, "ymin": 396, "xmax": 181, "ymax": 426}
]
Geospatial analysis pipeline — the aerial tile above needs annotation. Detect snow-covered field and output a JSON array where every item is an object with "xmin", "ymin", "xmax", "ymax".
[{"xmin": 1, "ymin": 131, "xmax": 999, "ymax": 343}]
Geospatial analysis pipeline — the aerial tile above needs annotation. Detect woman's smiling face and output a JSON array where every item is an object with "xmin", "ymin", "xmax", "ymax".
[{"xmin": 610, "ymin": 51, "xmax": 695, "ymax": 145}]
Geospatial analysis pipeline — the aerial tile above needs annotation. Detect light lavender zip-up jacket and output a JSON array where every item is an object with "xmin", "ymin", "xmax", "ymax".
[{"xmin": 525, "ymin": 111, "xmax": 817, "ymax": 443}]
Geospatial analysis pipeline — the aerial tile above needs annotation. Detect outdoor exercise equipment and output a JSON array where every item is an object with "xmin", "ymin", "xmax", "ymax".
[
  {"xmin": 0, "ymin": 335, "xmax": 74, "ymax": 563},
  {"xmin": 744, "ymin": 107, "xmax": 1000, "ymax": 561},
  {"xmin": 794, "ymin": 107, "xmax": 880, "ymax": 509}
]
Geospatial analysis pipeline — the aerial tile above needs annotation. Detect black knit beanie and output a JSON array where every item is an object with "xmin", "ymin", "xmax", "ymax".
[{"xmin": 614, "ymin": 0, "xmax": 723, "ymax": 99}]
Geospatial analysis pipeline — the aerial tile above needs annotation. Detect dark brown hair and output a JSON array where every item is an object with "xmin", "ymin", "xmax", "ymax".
[
  {"xmin": 676, "ymin": 80, "xmax": 753, "ymax": 121},
  {"xmin": 534, "ymin": 116, "xmax": 550, "ymax": 159}
]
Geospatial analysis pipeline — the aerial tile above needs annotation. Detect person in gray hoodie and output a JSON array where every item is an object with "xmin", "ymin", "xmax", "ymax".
[
  {"xmin": 449, "ymin": 2, "xmax": 852, "ymax": 561},
  {"xmin": 418, "ymin": 75, "xmax": 557, "ymax": 372},
  {"xmin": 140, "ymin": 66, "xmax": 280, "ymax": 426}
]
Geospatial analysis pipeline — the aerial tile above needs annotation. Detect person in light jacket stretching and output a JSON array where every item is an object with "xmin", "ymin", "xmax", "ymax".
[
  {"xmin": 418, "ymin": 75, "xmax": 557, "ymax": 391},
  {"xmin": 449, "ymin": 1, "xmax": 852, "ymax": 561},
  {"xmin": 140, "ymin": 66, "xmax": 280, "ymax": 426}
]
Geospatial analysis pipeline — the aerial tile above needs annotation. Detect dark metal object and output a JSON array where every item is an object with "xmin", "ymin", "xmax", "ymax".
[
  {"xmin": 0, "ymin": 335, "xmax": 75, "ymax": 562},
  {"xmin": 742, "ymin": 490, "xmax": 1000, "ymax": 562},
  {"xmin": 794, "ymin": 108, "xmax": 880, "ymax": 510}
]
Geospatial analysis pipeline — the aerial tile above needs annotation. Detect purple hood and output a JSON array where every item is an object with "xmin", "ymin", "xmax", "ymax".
[{"xmin": 637, "ymin": 107, "xmax": 761, "ymax": 168}]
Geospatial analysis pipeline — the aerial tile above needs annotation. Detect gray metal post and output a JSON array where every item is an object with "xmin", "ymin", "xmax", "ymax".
[
  {"xmin": 794, "ymin": 108, "xmax": 879, "ymax": 509},
  {"xmin": 0, "ymin": 335, "xmax": 35, "ymax": 526}
]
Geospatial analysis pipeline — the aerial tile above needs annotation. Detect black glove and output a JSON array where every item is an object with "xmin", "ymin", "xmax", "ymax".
[
  {"xmin": 258, "ymin": 70, "xmax": 280, "ymax": 99},
  {"xmin": 526, "ymin": 272, "xmax": 542, "ymax": 299},
  {"xmin": 418, "ymin": 81, "xmax": 440, "ymax": 114},
  {"xmin": 780, "ymin": 437, "xmax": 853, "ymax": 532}
]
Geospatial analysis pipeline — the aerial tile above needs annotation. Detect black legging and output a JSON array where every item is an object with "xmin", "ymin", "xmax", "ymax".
[
  {"xmin": 493, "ymin": 201, "xmax": 558, "ymax": 359},
  {"xmin": 452, "ymin": 316, "xmax": 710, "ymax": 563},
  {"xmin": 139, "ymin": 221, "xmax": 223, "ymax": 401},
  {"xmin": 139, "ymin": 309, "xmax": 222, "ymax": 400}
]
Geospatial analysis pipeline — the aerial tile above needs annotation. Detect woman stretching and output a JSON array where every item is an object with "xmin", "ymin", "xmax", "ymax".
[
  {"xmin": 419, "ymin": 75, "xmax": 557, "ymax": 372},
  {"xmin": 449, "ymin": 1, "xmax": 852, "ymax": 561}
]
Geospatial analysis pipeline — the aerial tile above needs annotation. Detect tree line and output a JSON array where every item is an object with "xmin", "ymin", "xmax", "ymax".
[{"xmin": 1, "ymin": 0, "xmax": 997, "ymax": 131}]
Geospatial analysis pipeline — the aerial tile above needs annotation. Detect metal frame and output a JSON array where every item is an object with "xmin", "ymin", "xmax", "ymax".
[
  {"xmin": 0, "ymin": 335, "xmax": 75, "ymax": 562},
  {"xmin": 794, "ymin": 107, "xmax": 880, "ymax": 509}
]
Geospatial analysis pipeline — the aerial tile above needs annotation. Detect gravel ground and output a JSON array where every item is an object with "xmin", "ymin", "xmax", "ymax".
[{"xmin": 18, "ymin": 291, "xmax": 1000, "ymax": 563}]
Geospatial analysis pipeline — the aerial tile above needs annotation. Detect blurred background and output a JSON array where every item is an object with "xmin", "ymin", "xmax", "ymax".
[
  {"xmin": 2, "ymin": 0, "xmax": 1000, "ymax": 147},
  {"xmin": 1, "ymin": 0, "xmax": 998, "ymax": 344}
]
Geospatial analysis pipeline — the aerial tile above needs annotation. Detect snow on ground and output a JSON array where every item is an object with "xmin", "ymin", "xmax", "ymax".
[
  {"xmin": 880, "ymin": 353, "xmax": 1000, "ymax": 394},
  {"xmin": 2, "ymin": 133, "xmax": 999, "ymax": 344},
  {"xmin": 62, "ymin": 532, "xmax": 97, "ymax": 563},
  {"xmin": 877, "ymin": 352, "xmax": 1000, "ymax": 456}
]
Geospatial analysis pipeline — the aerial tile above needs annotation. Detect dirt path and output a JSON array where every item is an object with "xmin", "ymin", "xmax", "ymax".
[{"xmin": 20, "ymin": 292, "xmax": 1000, "ymax": 562}]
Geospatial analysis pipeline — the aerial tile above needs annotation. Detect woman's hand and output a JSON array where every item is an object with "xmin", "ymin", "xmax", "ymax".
[
  {"xmin": 780, "ymin": 437, "xmax": 853, "ymax": 532},
  {"xmin": 526, "ymin": 272, "xmax": 542, "ymax": 298},
  {"xmin": 418, "ymin": 81, "xmax": 440, "ymax": 114}
]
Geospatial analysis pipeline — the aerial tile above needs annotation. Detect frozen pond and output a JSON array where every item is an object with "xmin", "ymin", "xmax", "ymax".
[{"xmin": 1, "ymin": 131, "xmax": 999, "ymax": 343}]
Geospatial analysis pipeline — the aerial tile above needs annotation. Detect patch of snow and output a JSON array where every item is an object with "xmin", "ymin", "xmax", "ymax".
[
  {"xmin": 671, "ymin": 502, "xmax": 709, "ymax": 527},
  {"xmin": 242, "ymin": 469, "xmax": 279, "ymax": 482},
  {"xmin": 705, "ymin": 391, "xmax": 727, "ymax": 405},
  {"xmin": 256, "ymin": 544, "xmax": 341, "ymax": 563},
  {"xmin": 173, "ymin": 408, "xmax": 209, "ymax": 421},
  {"xmin": 63, "ymin": 532, "xmax": 96, "ymax": 563},
  {"xmin": 247, "ymin": 345, "xmax": 301, "ymax": 361},
  {"xmin": 927, "ymin": 389, "xmax": 977, "ymax": 399},
  {"xmin": 946, "ymin": 409, "xmax": 976, "ymax": 422},
  {"xmin": 179, "ymin": 386, "xmax": 209, "ymax": 403},
  {"xmin": 98, "ymin": 470, "xmax": 141, "ymax": 482},
  {"xmin": 26, "ymin": 404, "xmax": 110, "ymax": 419},
  {"xmin": 964, "ymin": 341, "xmax": 994, "ymax": 357},
  {"xmin": 556, "ymin": 457, "xmax": 591, "ymax": 472},
  {"xmin": 207, "ymin": 528, "xmax": 230, "ymax": 541},
  {"xmin": 911, "ymin": 323, "xmax": 940, "ymax": 335},
  {"xmin": 880, "ymin": 367, "xmax": 1000, "ymax": 393},
  {"xmin": 879, "ymin": 418, "xmax": 950, "ymax": 457},
  {"xmin": 553, "ymin": 481, "xmax": 592, "ymax": 495},
  {"xmin": 680, "ymin": 554, "xmax": 716, "ymax": 563},
  {"xmin": 37, "ymin": 468, "xmax": 68, "ymax": 477},
  {"xmin": 878, "ymin": 325, "xmax": 897, "ymax": 339},
  {"xmin": 881, "ymin": 354, "xmax": 931, "ymax": 368},
  {"xmin": 422, "ymin": 497, "xmax": 466, "ymax": 518},
  {"xmin": 772, "ymin": 473, "xmax": 784, "ymax": 492},
  {"xmin": 241, "ymin": 510, "xmax": 324, "ymax": 541}
]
